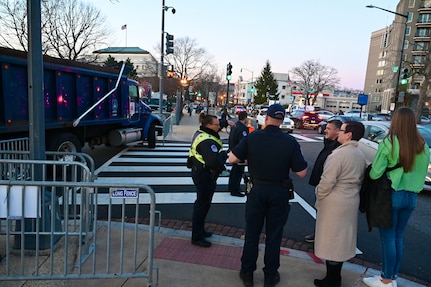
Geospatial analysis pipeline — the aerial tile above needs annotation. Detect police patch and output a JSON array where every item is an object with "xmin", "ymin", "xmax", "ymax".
[
  {"xmin": 242, "ymin": 131, "xmax": 248, "ymax": 137},
  {"xmin": 211, "ymin": 144, "xmax": 218, "ymax": 152}
]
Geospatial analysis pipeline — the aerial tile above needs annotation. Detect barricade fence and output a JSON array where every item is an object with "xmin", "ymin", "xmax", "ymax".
[
  {"xmin": 0, "ymin": 158, "xmax": 158, "ymax": 286},
  {"xmin": 162, "ymin": 112, "xmax": 175, "ymax": 144}
]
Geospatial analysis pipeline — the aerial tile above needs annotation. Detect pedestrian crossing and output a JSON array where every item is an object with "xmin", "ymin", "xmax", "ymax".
[{"xmin": 94, "ymin": 135, "xmax": 322, "ymax": 205}]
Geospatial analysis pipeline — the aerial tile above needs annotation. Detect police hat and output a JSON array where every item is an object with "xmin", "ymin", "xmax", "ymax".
[{"xmin": 267, "ymin": 104, "xmax": 285, "ymax": 120}]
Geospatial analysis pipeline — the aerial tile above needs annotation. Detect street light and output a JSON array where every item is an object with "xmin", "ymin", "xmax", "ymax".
[
  {"xmin": 366, "ymin": 4, "xmax": 408, "ymax": 109},
  {"xmin": 240, "ymin": 68, "xmax": 254, "ymax": 104},
  {"xmin": 159, "ymin": 1, "xmax": 176, "ymax": 114}
]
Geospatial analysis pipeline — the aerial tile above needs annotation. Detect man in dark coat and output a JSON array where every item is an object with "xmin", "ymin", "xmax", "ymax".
[
  {"xmin": 228, "ymin": 111, "xmax": 249, "ymax": 197},
  {"xmin": 305, "ymin": 119, "xmax": 342, "ymax": 243}
]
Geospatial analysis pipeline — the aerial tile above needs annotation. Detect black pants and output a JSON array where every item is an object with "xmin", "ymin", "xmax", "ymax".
[
  {"xmin": 228, "ymin": 163, "xmax": 245, "ymax": 193},
  {"xmin": 191, "ymin": 169, "xmax": 217, "ymax": 241},
  {"xmin": 241, "ymin": 184, "xmax": 290, "ymax": 277}
]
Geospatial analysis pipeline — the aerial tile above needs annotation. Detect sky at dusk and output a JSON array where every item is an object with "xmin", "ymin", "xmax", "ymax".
[{"xmin": 90, "ymin": 0, "xmax": 400, "ymax": 90}]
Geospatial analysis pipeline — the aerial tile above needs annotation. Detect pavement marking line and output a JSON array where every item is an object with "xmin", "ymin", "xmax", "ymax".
[{"xmin": 290, "ymin": 134, "xmax": 320, "ymax": 142}]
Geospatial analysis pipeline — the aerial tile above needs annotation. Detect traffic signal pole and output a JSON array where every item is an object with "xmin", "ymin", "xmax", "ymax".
[{"xmin": 225, "ymin": 62, "xmax": 232, "ymax": 106}]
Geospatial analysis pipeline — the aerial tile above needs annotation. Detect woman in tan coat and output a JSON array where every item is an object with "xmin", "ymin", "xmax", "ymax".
[{"xmin": 313, "ymin": 121, "xmax": 367, "ymax": 287}]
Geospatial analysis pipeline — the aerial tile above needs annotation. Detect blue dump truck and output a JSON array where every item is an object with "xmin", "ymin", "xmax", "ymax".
[{"xmin": 0, "ymin": 47, "xmax": 163, "ymax": 151}]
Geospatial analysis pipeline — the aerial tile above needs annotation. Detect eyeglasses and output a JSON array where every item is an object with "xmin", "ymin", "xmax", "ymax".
[{"xmin": 339, "ymin": 129, "xmax": 349, "ymax": 133}]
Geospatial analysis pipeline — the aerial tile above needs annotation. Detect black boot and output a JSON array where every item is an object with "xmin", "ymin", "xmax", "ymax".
[{"xmin": 314, "ymin": 261, "xmax": 343, "ymax": 287}]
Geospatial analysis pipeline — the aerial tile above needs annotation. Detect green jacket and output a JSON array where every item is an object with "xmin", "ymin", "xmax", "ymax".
[{"xmin": 370, "ymin": 136, "xmax": 430, "ymax": 193}]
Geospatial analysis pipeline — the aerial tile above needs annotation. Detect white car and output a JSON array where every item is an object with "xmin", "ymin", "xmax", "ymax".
[
  {"xmin": 280, "ymin": 115, "xmax": 294, "ymax": 133},
  {"xmin": 256, "ymin": 108, "xmax": 268, "ymax": 129},
  {"xmin": 358, "ymin": 121, "xmax": 431, "ymax": 191}
]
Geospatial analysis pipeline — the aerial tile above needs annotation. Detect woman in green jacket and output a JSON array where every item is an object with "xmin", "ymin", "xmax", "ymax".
[{"xmin": 363, "ymin": 107, "xmax": 430, "ymax": 287}]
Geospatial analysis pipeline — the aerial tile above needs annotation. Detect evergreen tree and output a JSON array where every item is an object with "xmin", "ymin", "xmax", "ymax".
[
  {"xmin": 103, "ymin": 55, "xmax": 137, "ymax": 80},
  {"xmin": 103, "ymin": 55, "xmax": 118, "ymax": 67},
  {"xmin": 254, "ymin": 60, "xmax": 279, "ymax": 105}
]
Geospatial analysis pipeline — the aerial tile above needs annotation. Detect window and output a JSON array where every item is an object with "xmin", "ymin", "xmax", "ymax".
[{"xmin": 408, "ymin": 0, "xmax": 415, "ymax": 8}]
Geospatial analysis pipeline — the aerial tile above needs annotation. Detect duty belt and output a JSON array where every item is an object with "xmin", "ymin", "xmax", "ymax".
[{"xmin": 251, "ymin": 178, "xmax": 283, "ymax": 185}]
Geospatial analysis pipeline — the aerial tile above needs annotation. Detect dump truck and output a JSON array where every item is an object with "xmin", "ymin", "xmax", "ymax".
[{"xmin": 0, "ymin": 47, "xmax": 163, "ymax": 152}]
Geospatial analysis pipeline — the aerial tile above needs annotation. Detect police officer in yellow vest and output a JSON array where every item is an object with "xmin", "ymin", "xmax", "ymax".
[{"xmin": 187, "ymin": 112, "xmax": 229, "ymax": 248}]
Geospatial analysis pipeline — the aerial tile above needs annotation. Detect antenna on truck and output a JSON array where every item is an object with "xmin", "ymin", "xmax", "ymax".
[{"xmin": 72, "ymin": 61, "xmax": 126, "ymax": 127}]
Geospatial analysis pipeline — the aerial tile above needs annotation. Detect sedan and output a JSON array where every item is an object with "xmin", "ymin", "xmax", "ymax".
[
  {"xmin": 317, "ymin": 115, "xmax": 364, "ymax": 134},
  {"xmin": 315, "ymin": 110, "xmax": 334, "ymax": 121},
  {"xmin": 280, "ymin": 115, "xmax": 294, "ymax": 133},
  {"xmin": 358, "ymin": 121, "xmax": 431, "ymax": 191}
]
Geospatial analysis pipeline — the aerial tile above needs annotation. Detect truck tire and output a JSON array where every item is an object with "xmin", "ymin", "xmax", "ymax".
[
  {"xmin": 147, "ymin": 123, "xmax": 156, "ymax": 148},
  {"xmin": 48, "ymin": 133, "xmax": 81, "ymax": 161}
]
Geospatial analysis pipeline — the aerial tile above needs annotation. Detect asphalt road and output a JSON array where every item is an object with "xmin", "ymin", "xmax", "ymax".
[{"xmin": 83, "ymin": 129, "xmax": 431, "ymax": 284}]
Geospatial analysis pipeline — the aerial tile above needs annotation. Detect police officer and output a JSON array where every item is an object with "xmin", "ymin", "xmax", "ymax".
[
  {"xmin": 188, "ymin": 112, "xmax": 228, "ymax": 248},
  {"xmin": 228, "ymin": 111, "xmax": 249, "ymax": 197},
  {"xmin": 229, "ymin": 104, "xmax": 307, "ymax": 287}
]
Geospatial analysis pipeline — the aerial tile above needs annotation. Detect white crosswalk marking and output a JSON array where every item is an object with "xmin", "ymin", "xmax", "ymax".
[{"xmin": 95, "ymin": 137, "xmax": 322, "ymax": 204}]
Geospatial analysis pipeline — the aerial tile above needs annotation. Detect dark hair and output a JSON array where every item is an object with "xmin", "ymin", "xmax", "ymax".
[
  {"xmin": 238, "ymin": 111, "xmax": 247, "ymax": 121},
  {"xmin": 199, "ymin": 112, "xmax": 217, "ymax": 126},
  {"xmin": 327, "ymin": 119, "xmax": 342, "ymax": 129},
  {"xmin": 388, "ymin": 107, "xmax": 425, "ymax": 172},
  {"xmin": 344, "ymin": 121, "xmax": 364, "ymax": 141}
]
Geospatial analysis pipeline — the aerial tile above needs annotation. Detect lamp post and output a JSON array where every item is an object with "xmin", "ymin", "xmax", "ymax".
[
  {"xmin": 240, "ymin": 68, "xmax": 254, "ymax": 104},
  {"xmin": 159, "ymin": 1, "xmax": 175, "ymax": 114},
  {"xmin": 366, "ymin": 4, "xmax": 408, "ymax": 109}
]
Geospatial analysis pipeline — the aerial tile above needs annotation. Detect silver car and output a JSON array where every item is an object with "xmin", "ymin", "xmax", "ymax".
[{"xmin": 358, "ymin": 121, "xmax": 431, "ymax": 191}]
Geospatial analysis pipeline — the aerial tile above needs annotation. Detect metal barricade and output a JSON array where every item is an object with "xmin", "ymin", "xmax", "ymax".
[
  {"xmin": 0, "ymin": 160, "xmax": 157, "ymax": 286},
  {"xmin": 162, "ymin": 112, "xmax": 175, "ymax": 144}
]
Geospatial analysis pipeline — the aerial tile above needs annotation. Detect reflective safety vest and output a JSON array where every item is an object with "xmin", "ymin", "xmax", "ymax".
[{"xmin": 189, "ymin": 130, "xmax": 223, "ymax": 166}]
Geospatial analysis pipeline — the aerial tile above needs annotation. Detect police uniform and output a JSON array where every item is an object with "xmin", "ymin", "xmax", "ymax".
[
  {"xmin": 228, "ymin": 119, "xmax": 249, "ymax": 195},
  {"xmin": 188, "ymin": 126, "xmax": 227, "ymax": 245},
  {"xmin": 231, "ymin": 117, "xmax": 307, "ymax": 281}
]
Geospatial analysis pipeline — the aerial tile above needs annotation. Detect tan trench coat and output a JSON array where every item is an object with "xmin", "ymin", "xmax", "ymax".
[{"xmin": 314, "ymin": 141, "xmax": 366, "ymax": 262}]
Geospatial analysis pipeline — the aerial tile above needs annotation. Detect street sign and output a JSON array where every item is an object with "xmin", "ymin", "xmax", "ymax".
[
  {"xmin": 392, "ymin": 66, "xmax": 399, "ymax": 72},
  {"xmin": 110, "ymin": 189, "xmax": 138, "ymax": 199}
]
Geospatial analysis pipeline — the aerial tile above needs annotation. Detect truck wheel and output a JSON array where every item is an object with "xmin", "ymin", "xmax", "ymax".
[
  {"xmin": 48, "ymin": 133, "xmax": 81, "ymax": 161},
  {"xmin": 147, "ymin": 123, "xmax": 156, "ymax": 148}
]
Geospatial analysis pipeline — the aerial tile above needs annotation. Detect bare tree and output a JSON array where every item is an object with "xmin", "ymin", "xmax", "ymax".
[
  {"xmin": 0, "ymin": 0, "xmax": 111, "ymax": 61},
  {"xmin": 163, "ymin": 36, "xmax": 213, "ymax": 81},
  {"xmin": 290, "ymin": 60, "xmax": 340, "ymax": 106}
]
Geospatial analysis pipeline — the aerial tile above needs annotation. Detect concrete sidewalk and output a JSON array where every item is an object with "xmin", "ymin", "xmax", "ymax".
[{"xmin": 1, "ymin": 109, "xmax": 428, "ymax": 287}]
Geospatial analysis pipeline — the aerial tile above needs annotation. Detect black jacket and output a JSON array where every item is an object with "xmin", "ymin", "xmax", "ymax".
[
  {"xmin": 228, "ymin": 120, "xmax": 248, "ymax": 150},
  {"xmin": 308, "ymin": 138, "xmax": 341, "ymax": 187}
]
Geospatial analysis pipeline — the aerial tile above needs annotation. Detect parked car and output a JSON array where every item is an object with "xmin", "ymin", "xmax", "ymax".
[
  {"xmin": 317, "ymin": 115, "xmax": 364, "ymax": 134},
  {"xmin": 315, "ymin": 110, "xmax": 334, "ymax": 121},
  {"xmin": 289, "ymin": 110, "xmax": 322, "ymax": 129},
  {"xmin": 344, "ymin": 110, "xmax": 369, "ymax": 120},
  {"xmin": 256, "ymin": 108, "xmax": 268, "ymax": 129},
  {"xmin": 280, "ymin": 115, "xmax": 294, "ymax": 133},
  {"xmin": 233, "ymin": 105, "xmax": 247, "ymax": 114},
  {"xmin": 420, "ymin": 116, "xmax": 431, "ymax": 123},
  {"xmin": 371, "ymin": 113, "xmax": 392, "ymax": 121},
  {"xmin": 358, "ymin": 121, "xmax": 431, "ymax": 191}
]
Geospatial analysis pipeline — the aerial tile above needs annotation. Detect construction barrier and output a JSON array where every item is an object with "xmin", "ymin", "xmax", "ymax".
[{"xmin": 0, "ymin": 139, "xmax": 159, "ymax": 286}]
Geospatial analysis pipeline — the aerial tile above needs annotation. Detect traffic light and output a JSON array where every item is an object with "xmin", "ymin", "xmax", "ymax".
[
  {"xmin": 166, "ymin": 65, "xmax": 174, "ymax": 78},
  {"xmin": 400, "ymin": 68, "xmax": 410, "ymax": 85},
  {"xmin": 165, "ymin": 33, "xmax": 174, "ymax": 54},
  {"xmin": 226, "ymin": 62, "xmax": 232, "ymax": 81}
]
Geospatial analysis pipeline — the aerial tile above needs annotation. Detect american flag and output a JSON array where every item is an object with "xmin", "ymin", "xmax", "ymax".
[{"xmin": 121, "ymin": 24, "xmax": 127, "ymax": 30}]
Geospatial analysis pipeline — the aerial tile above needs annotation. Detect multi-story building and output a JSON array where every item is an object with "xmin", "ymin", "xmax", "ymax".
[
  {"xmin": 93, "ymin": 47, "xmax": 158, "ymax": 78},
  {"xmin": 364, "ymin": 0, "xmax": 431, "ymax": 114}
]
